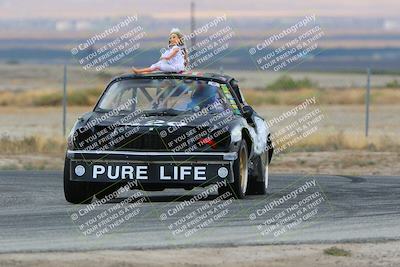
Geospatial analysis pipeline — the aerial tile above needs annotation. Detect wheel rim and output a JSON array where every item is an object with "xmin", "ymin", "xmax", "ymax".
[{"xmin": 239, "ymin": 147, "xmax": 248, "ymax": 195}]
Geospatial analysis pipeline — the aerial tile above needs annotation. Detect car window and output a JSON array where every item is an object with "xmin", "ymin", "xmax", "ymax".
[
  {"xmin": 96, "ymin": 78, "xmax": 233, "ymax": 114},
  {"xmin": 230, "ymin": 80, "xmax": 247, "ymax": 105}
]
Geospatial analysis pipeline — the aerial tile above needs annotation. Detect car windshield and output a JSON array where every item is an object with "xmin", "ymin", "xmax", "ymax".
[{"xmin": 95, "ymin": 78, "xmax": 234, "ymax": 115}]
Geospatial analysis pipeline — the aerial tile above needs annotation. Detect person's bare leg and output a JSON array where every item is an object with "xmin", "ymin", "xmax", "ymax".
[
  {"xmin": 132, "ymin": 67, "xmax": 147, "ymax": 74},
  {"xmin": 139, "ymin": 70, "xmax": 155, "ymax": 74},
  {"xmin": 132, "ymin": 66, "xmax": 159, "ymax": 74}
]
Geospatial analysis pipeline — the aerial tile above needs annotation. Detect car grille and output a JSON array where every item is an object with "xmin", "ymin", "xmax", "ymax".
[
  {"xmin": 75, "ymin": 125, "xmax": 230, "ymax": 152},
  {"xmin": 119, "ymin": 132, "xmax": 168, "ymax": 150}
]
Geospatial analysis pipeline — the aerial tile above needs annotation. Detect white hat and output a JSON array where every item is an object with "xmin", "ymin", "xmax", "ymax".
[{"xmin": 170, "ymin": 28, "xmax": 182, "ymax": 35}]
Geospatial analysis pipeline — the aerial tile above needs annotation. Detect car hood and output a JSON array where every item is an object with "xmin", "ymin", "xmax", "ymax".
[{"xmin": 82, "ymin": 111, "xmax": 244, "ymax": 130}]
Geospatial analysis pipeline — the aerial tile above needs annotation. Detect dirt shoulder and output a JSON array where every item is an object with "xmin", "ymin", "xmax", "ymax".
[
  {"xmin": 0, "ymin": 241, "xmax": 399, "ymax": 267},
  {"xmin": 271, "ymin": 150, "xmax": 400, "ymax": 176}
]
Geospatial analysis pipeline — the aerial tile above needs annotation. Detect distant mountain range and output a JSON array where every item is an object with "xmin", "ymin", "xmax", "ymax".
[
  {"xmin": 1, "ymin": 14, "xmax": 400, "ymax": 72},
  {"xmin": 1, "ymin": 46, "xmax": 400, "ymax": 72}
]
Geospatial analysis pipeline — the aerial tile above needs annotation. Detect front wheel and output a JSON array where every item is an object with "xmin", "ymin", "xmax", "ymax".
[
  {"xmin": 247, "ymin": 151, "xmax": 269, "ymax": 195},
  {"xmin": 219, "ymin": 141, "xmax": 248, "ymax": 199}
]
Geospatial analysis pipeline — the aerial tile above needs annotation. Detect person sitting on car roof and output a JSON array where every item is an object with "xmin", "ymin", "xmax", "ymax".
[{"xmin": 132, "ymin": 28, "xmax": 189, "ymax": 74}]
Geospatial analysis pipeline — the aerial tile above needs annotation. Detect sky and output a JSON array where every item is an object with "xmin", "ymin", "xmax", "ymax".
[{"xmin": 1, "ymin": 0, "xmax": 399, "ymax": 19}]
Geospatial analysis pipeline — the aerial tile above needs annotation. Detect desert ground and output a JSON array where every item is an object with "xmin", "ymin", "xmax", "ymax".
[{"xmin": 0, "ymin": 241, "xmax": 399, "ymax": 267}]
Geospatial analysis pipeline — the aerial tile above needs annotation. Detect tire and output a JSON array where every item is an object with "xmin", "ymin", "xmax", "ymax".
[
  {"xmin": 247, "ymin": 151, "xmax": 269, "ymax": 195},
  {"xmin": 95, "ymin": 182, "xmax": 122, "ymax": 200},
  {"xmin": 219, "ymin": 141, "xmax": 249, "ymax": 199},
  {"xmin": 63, "ymin": 156, "xmax": 94, "ymax": 204}
]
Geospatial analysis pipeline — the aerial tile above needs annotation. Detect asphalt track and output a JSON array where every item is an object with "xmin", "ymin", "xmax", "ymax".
[{"xmin": 0, "ymin": 171, "xmax": 399, "ymax": 253}]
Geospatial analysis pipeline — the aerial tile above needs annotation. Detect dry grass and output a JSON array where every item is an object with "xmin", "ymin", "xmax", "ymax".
[
  {"xmin": 244, "ymin": 88, "xmax": 400, "ymax": 105},
  {"xmin": 290, "ymin": 132, "xmax": 400, "ymax": 152},
  {"xmin": 1, "ymin": 131, "xmax": 398, "ymax": 156},
  {"xmin": 0, "ymin": 88, "xmax": 102, "ymax": 107},
  {"xmin": 0, "ymin": 87, "xmax": 399, "ymax": 107},
  {"xmin": 0, "ymin": 135, "xmax": 66, "ymax": 154},
  {"xmin": 323, "ymin": 247, "xmax": 352, "ymax": 257}
]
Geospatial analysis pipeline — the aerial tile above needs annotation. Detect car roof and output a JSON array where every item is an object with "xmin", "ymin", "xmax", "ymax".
[{"xmin": 113, "ymin": 71, "xmax": 235, "ymax": 84}]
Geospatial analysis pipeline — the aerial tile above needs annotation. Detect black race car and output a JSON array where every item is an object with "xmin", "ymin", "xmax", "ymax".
[{"xmin": 64, "ymin": 72, "xmax": 273, "ymax": 204}]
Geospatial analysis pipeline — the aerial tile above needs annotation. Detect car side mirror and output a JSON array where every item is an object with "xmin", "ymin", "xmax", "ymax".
[{"xmin": 242, "ymin": 105, "xmax": 254, "ymax": 119}]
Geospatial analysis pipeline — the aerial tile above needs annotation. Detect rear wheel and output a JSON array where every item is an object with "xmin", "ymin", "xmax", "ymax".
[
  {"xmin": 219, "ymin": 141, "xmax": 248, "ymax": 199},
  {"xmin": 63, "ymin": 157, "xmax": 94, "ymax": 204}
]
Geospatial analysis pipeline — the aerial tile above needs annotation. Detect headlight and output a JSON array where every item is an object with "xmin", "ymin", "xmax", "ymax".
[
  {"xmin": 67, "ymin": 121, "xmax": 79, "ymax": 149},
  {"xmin": 230, "ymin": 126, "xmax": 242, "ymax": 143}
]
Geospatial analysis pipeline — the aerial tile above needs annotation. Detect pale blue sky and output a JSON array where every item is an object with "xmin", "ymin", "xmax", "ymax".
[{"xmin": 1, "ymin": 0, "xmax": 398, "ymax": 19}]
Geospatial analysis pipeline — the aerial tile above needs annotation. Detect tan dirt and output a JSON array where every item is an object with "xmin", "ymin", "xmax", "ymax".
[
  {"xmin": 0, "ymin": 241, "xmax": 399, "ymax": 267},
  {"xmin": 271, "ymin": 150, "xmax": 400, "ymax": 176}
]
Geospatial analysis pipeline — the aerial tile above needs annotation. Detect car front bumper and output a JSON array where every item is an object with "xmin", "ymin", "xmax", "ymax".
[{"xmin": 66, "ymin": 150, "xmax": 236, "ymax": 184}]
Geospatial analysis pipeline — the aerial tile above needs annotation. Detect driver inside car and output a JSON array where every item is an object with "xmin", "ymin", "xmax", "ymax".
[{"xmin": 187, "ymin": 81, "xmax": 218, "ymax": 110}]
